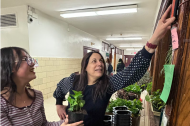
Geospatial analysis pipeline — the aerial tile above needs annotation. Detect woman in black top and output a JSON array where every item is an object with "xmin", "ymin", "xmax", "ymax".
[
  {"xmin": 116, "ymin": 58, "xmax": 125, "ymax": 72},
  {"xmin": 53, "ymin": 6, "xmax": 175, "ymax": 126}
]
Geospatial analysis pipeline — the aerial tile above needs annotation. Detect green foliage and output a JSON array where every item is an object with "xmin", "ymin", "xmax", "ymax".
[
  {"xmin": 137, "ymin": 71, "xmax": 152, "ymax": 87},
  {"xmin": 146, "ymin": 82, "xmax": 152, "ymax": 95},
  {"xmin": 145, "ymin": 89, "xmax": 165, "ymax": 111},
  {"xmin": 160, "ymin": 46, "xmax": 172, "ymax": 76},
  {"xmin": 123, "ymin": 83, "xmax": 142, "ymax": 95},
  {"xmin": 107, "ymin": 98, "xmax": 143, "ymax": 117},
  {"xmin": 67, "ymin": 90, "xmax": 85, "ymax": 112},
  {"xmin": 106, "ymin": 98, "xmax": 129, "ymax": 112}
]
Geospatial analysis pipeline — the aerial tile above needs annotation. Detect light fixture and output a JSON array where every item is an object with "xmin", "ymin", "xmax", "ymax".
[
  {"xmin": 106, "ymin": 37, "xmax": 142, "ymax": 40},
  {"xmin": 96, "ymin": 8, "xmax": 137, "ymax": 15},
  {"xmin": 61, "ymin": 12, "xmax": 96, "ymax": 18},
  {"xmin": 120, "ymin": 45, "xmax": 143, "ymax": 47},
  {"xmin": 60, "ymin": 4, "xmax": 137, "ymax": 18}
]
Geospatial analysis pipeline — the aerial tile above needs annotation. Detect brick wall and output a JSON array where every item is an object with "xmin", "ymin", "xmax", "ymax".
[{"xmin": 30, "ymin": 57, "xmax": 82, "ymax": 99}]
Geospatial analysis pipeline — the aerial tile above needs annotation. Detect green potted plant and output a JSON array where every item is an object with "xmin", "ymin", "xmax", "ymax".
[
  {"xmin": 129, "ymin": 99, "xmax": 143, "ymax": 126},
  {"xmin": 137, "ymin": 71, "xmax": 152, "ymax": 91},
  {"xmin": 106, "ymin": 98, "xmax": 129, "ymax": 113},
  {"xmin": 146, "ymin": 82, "xmax": 152, "ymax": 95},
  {"xmin": 106, "ymin": 98, "xmax": 143, "ymax": 126},
  {"xmin": 123, "ymin": 83, "xmax": 142, "ymax": 100},
  {"xmin": 67, "ymin": 90, "xmax": 86, "ymax": 123},
  {"xmin": 145, "ymin": 89, "xmax": 165, "ymax": 116}
]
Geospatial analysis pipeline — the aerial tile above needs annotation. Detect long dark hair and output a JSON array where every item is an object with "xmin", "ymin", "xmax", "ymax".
[
  {"xmin": 119, "ymin": 58, "xmax": 124, "ymax": 64},
  {"xmin": 73, "ymin": 51, "xmax": 109, "ymax": 102},
  {"xmin": 106, "ymin": 58, "xmax": 111, "ymax": 64},
  {"xmin": 1, "ymin": 47, "xmax": 34, "ymax": 104}
]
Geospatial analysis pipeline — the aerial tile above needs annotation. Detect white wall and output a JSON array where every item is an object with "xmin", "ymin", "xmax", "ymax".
[
  {"xmin": 28, "ymin": 9, "xmax": 106, "ymax": 58},
  {"xmin": 124, "ymin": 50, "xmax": 137, "ymax": 55},
  {"xmin": 1, "ymin": 5, "xmax": 29, "ymax": 51}
]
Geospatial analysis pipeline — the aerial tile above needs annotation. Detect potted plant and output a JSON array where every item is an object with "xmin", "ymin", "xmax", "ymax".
[
  {"xmin": 106, "ymin": 98, "xmax": 143, "ymax": 126},
  {"xmin": 128, "ymin": 99, "xmax": 143, "ymax": 126},
  {"xmin": 123, "ymin": 83, "xmax": 142, "ymax": 100},
  {"xmin": 106, "ymin": 98, "xmax": 129, "ymax": 113},
  {"xmin": 116, "ymin": 89, "xmax": 128, "ymax": 100},
  {"xmin": 137, "ymin": 71, "xmax": 152, "ymax": 91},
  {"xmin": 67, "ymin": 90, "xmax": 86, "ymax": 123},
  {"xmin": 145, "ymin": 89, "xmax": 165, "ymax": 116},
  {"xmin": 146, "ymin": 82, "xmax": 152, "ymax": 95}
]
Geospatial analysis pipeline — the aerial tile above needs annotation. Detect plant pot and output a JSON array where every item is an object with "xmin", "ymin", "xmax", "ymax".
[
  {"xmin": 113, "ymin": 106, "xmax": 128, "ymax": 111},
  {"xmin": 150, "ymin": 103, "xmax": 161, "ymax": 117},
  {"xmin": 128, "ymin": 92, "xmax": 137, "ymax": 100},
  {"xmin": 104, "ymin": 115, "xmax": 113, "ymax": 120},
  {"xmin": 114, "ymin": 110, "xmax": 132, "ymax": 126},
  {"xmin": 103, "ymin": 120, "xmax": 113, "ymax": 126},
  {"xmin": 68, "ymin": 111, "xmax": 84, "ymax": 124},
  {"xmin": 132, "ymin": 115, "xmax": 140, "ymax": 126}
]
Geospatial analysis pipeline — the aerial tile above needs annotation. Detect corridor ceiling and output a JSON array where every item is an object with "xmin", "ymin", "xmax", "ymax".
[{"xmin": 1, "ymin": 0, "xmax": 161, "ymax": 50}]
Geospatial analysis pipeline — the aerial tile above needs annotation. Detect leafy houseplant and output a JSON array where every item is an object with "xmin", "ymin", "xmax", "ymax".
[
  {"xmin": 123, "ymin": 83, "xmax": 142, "ymax": 100},
  {"xmin": 107, "ymin": 98, "xmax": 143, "ymax": 117},
  {"xmin": 107, "ymin": 98, "xmax": 143, "ymax": 126},
  {"xmin": 145, "ymin": 89, "xmax": 165, "ymax": 116},
  {"xmin": 67, "ymin": 90, "xmax": 86, "ymax": 123}
]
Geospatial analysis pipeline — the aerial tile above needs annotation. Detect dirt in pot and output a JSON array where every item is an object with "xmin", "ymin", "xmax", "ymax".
[
  {"xmin": 114, "ymin": 106, "xmax": 128, "ymax": 111},
  {"xmin": 128, "ymin": 93, "xmax": 137, "ymax": 100}
]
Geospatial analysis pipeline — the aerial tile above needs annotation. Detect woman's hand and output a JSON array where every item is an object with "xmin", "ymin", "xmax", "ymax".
[
  {"xmin": 56, "ymin": 105, "xmax": 67, "ymax": 120},
  {"xmin": 146, "ymin": 5, "xmax": 175, "ymax": 53},
  {"xmin": 61, "ymin": 115, "xmax": 83, "ymax": 126}
]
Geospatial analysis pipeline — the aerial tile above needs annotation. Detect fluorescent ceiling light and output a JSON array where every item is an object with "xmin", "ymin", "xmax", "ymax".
[
  {"xmin": 60, "ymin": 12, "xmax": 96, "ymax": 18},
  {"xmin": 106, "ymin": 37, "xmax": 142, "ymax": 40},
  {"xmin": 120, "ymin": 45, "xmax": 143, "ymax": 47},
  {"xmin": 96, "ymin": 8, "xmax": 137, "ymax": 15},
  {"xmin": 60, "ymin": 4, "xmax": 137, "ymax": 18}
]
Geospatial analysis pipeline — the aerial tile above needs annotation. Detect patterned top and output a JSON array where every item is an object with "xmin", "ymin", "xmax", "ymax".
[
  {"xmin": 53, "ymin": 47, "xmax": 154, "ymax": 126},
  {"xmin": 1, "ymin": 89, "xmax": 63, "ymax": 126}
]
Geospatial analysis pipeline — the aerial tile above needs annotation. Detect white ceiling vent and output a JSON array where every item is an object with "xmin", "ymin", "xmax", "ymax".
[{"xmin": 1, "ymin": 14, "xmax": 17, "ymax": 27}]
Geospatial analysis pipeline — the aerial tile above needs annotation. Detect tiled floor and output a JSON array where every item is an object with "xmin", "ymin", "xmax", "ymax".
[
  {"xmin": 44, "ymin": 92, "xmax": 148, "ymax": 125},
  {"xmin": 44, "ymin": 93, "xmax": 69, "ymax": 122}
]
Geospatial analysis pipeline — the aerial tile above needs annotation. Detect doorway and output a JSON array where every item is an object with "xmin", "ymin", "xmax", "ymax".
[{"xmin": 83, "ymin": 46, "xmax": 99, "ymax": 57}]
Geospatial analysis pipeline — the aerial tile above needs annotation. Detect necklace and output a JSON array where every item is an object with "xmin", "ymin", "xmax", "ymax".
[{"xmin": 16, "ymin": 89, "xmax": 27, "ymax": 104}]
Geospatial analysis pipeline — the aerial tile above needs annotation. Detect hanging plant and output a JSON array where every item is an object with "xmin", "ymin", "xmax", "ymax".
[{"xmin": 160, "ymin": 46, "xmax": 173, "ymax": 76}]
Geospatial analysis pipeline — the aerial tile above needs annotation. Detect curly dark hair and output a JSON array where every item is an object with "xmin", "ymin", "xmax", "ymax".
[{"xmin": 1, "ymin": 47, "xmax": 34, "ymax": 104}]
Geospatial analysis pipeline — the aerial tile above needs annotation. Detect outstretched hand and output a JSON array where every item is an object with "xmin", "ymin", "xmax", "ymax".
[{"xmin": 149, "ymin": 5, "xmax": 176, "ymax": 45}]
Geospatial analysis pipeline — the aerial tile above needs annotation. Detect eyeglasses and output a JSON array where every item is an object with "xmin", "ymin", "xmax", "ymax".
[
  {"xmin": 15, "ymin": 57, "xmax": 37, "ymax": 66},
  {"xmin": 22, "ymin": 57, "xmax": 37, "ymax": 66}
]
